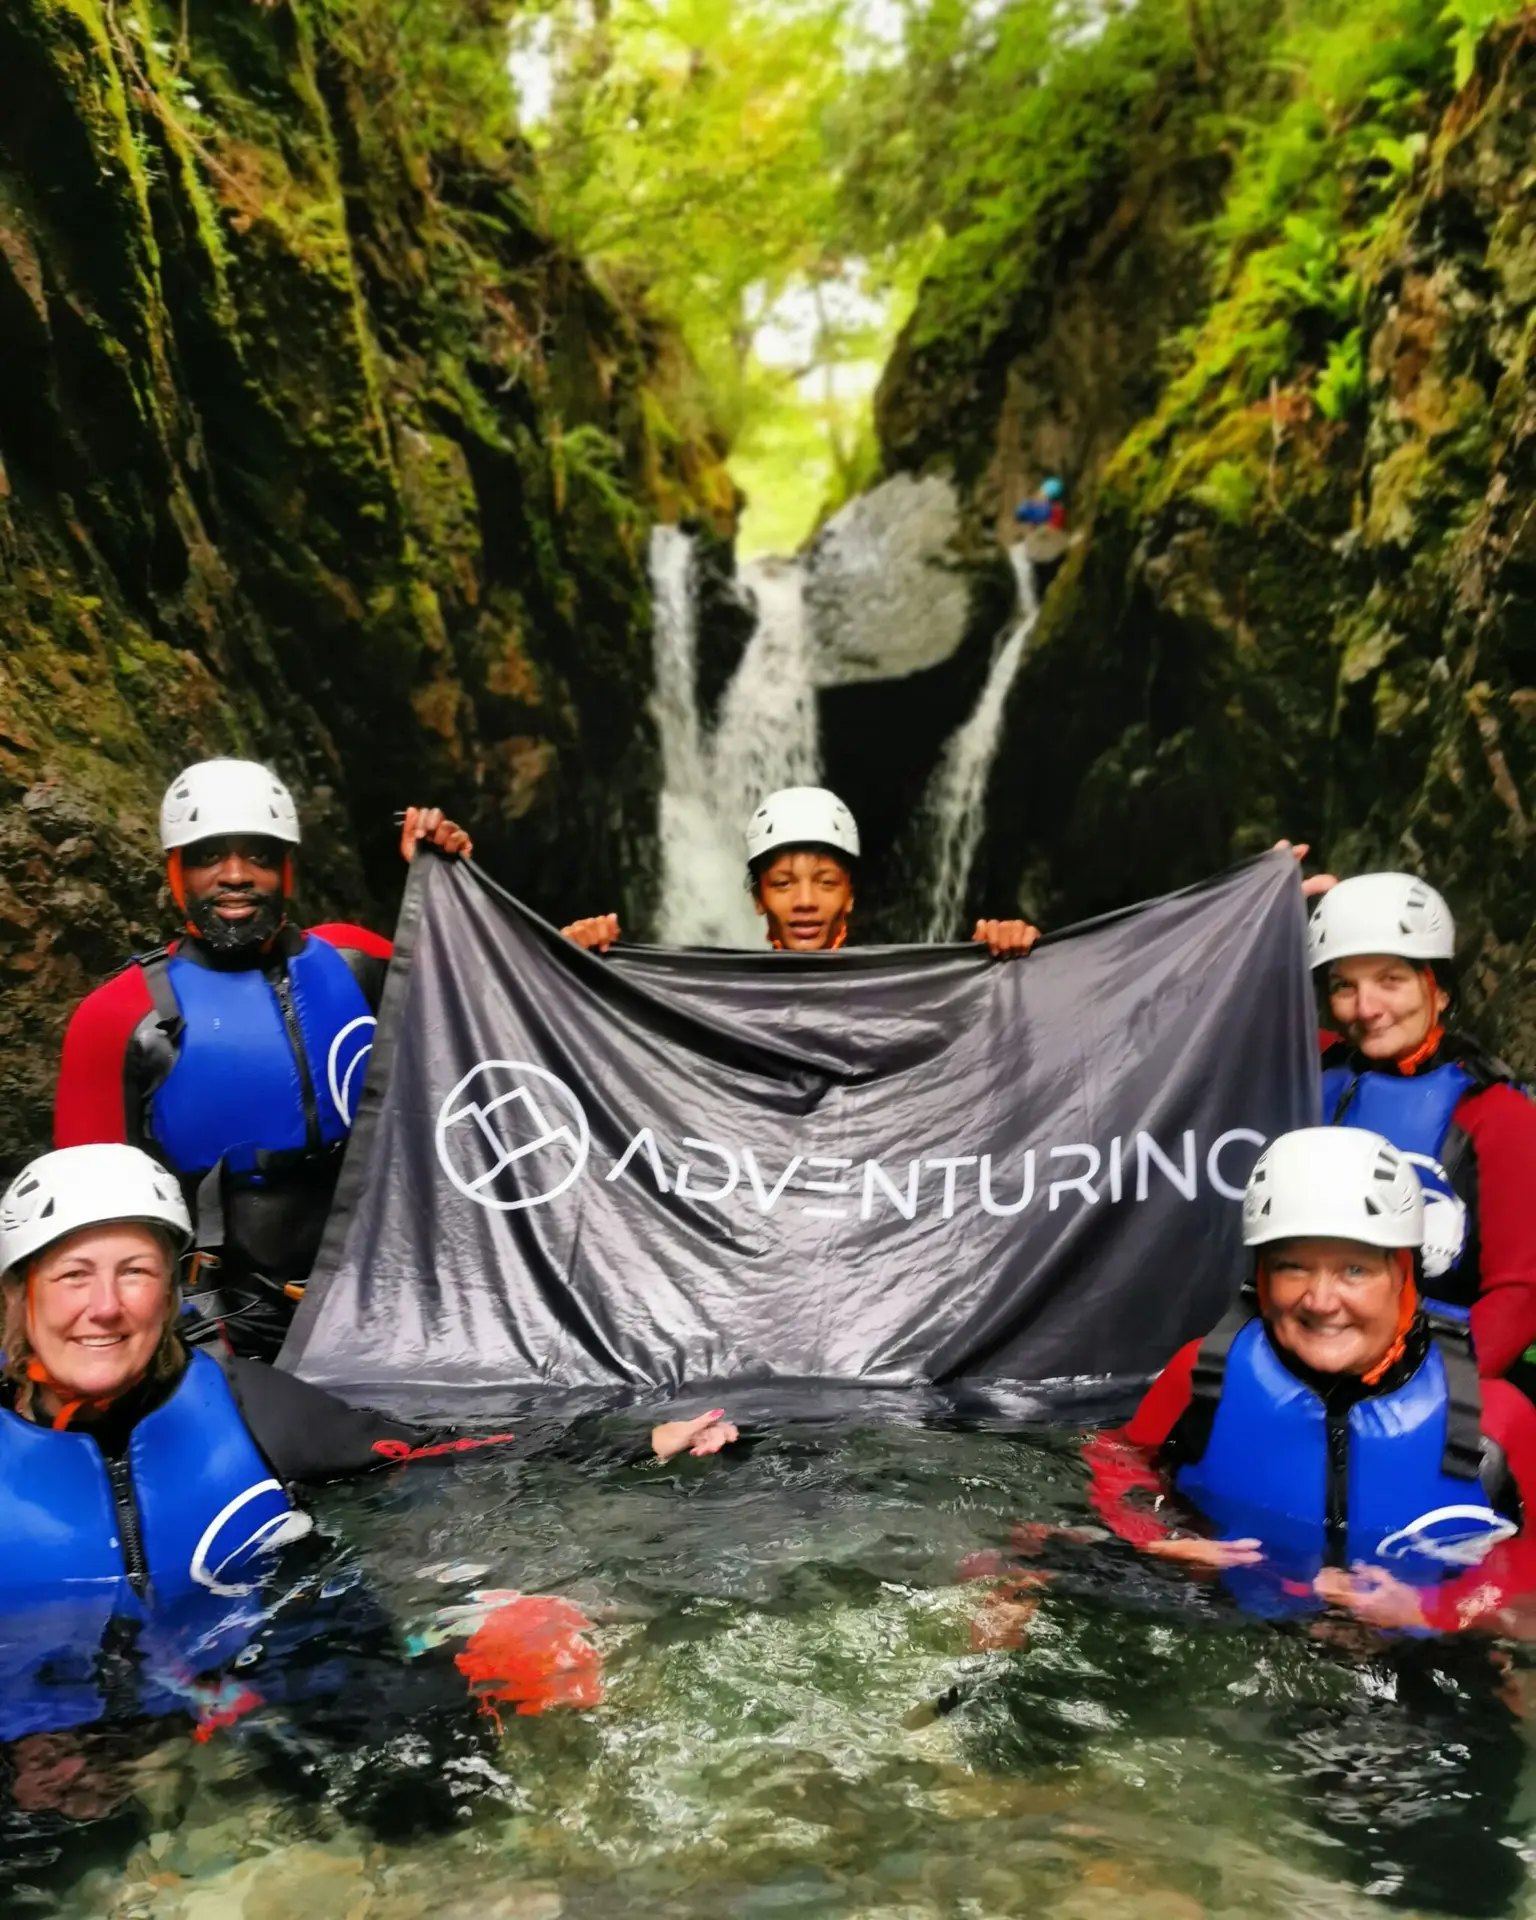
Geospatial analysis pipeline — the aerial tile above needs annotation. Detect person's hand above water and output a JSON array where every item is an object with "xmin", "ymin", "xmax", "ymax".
[
  {"xmin": 1273, "ymin": 840, "xmax": 1338, "ymax": 899},
  {"xmin": 651, "ymin": 1409, "xmax": 739, "ymax": 1461},
  {"xmin": 562, "ymin": 913, "xmax": 621, "ymax": 953},
  {"xmin": 973, "ymin": 918, "xmax": 1041, "ymax": 958},
  {"xmin": 1313, "ymin": 1563, "xmax": 1427, "ymax": 1631},
  {"xmin": 401, "ymin": 805, "xmax": 474, "ymax": 863},
  {"xmin": 1144, "ymin": 1534, "xmax": 1263, "ymax": 1569}
]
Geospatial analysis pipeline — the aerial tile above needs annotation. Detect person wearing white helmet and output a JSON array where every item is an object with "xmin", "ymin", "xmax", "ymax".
[
  {"xmin": 0, "ymin": 1145, "xmax": 737, "ymax": 1766},
  {"xmin": 561, "ymin": 786, "xmax": 1041, "ymax": 956},
  {"xmin": 1081, "ymin": 1126, "xmax": 1536, "ymax": 1632},
  {"xmin": 52, "ymin": 759, "xmax": 474, "ymax": 1361},
  {"xmin": 1307, "ymin": 872, "xmax": 1536, "ymax": 1380}
]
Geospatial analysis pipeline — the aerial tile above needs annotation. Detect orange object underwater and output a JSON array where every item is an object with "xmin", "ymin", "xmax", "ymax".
[{"xmin": 454, "ymin": 1594, "xmax": 604, "ymax": 1723}]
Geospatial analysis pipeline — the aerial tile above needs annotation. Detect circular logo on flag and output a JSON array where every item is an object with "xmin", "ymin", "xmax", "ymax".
[{"xmin": 435, "ymin": 1061, "xmax": 591, "ymax": 1211}]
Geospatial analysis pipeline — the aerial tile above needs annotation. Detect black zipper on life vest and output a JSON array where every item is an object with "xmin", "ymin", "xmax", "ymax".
[
  {"xmin": 273, "ymin": 971, "xmax": 322, "ymax": 1153},
  {"xmin": 108, "ymin": 1456, "xmax": 150, "ymax": 1599},
  {"xmin": 1324, "ymin": 1408, "xmax": 1350, "ymax": 1567}
]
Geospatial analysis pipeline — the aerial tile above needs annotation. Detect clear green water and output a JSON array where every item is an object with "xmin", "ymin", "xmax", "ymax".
[{"xmin": 12, "ymin": 1409, "xmax": 1536, "ymax": 1919}]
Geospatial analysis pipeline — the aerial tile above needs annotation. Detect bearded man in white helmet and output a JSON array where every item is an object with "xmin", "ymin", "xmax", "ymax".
[
  {"xmin": 1303, "ymin": 873, "xmax": 1536, "ymax": 1382},
  {"xmin": 53, "ymin": 762, "xmax": 472, "ymax": 1360},
  {"xmin": 561, "ymin": 785, "xmax": 1040, "ymax": 957}
]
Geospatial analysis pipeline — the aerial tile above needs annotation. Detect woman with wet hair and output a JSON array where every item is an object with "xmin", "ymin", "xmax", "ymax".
[
  {"xmin": 0, "ymin": 1144, "xmax": 737, "ymax": 1742},
  {"xmin": 1307, "ymin": 873, "xmax": 1536, "ymax": 1378}
]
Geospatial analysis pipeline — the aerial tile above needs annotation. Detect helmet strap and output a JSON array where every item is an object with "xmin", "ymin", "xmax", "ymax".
[
  {"xmin": 1397, "ymin": 990, "xmax": 1445, "ymax": 1076},
  {"xmin": 166, "ymin": 848, "xmax": 292, "ymax": 950},
  {"xmin": 23, "ymin": 1274, "xmax": 125, "ymax": 1431},
  {"xmin": 166, "ymin": 849, "xmax": 198, "ymax": 938},
  {"xmin": 1360, "ymin": 1251, "xmax": 1419, "ymax": 1386},
  {"xmin": 1254, "ymin": 1245, "xmax": 1419, "ymax": 1388}
]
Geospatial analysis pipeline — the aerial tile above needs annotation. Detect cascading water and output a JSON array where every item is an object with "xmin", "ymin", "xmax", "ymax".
[
  {"xmin": 712, "ymin": 556, "xmax": 820, "ymax": 852},
  {"xmin": 650, "ymin": 531, "xmax": 821, "ymax": 948},
  {"xmin": 650, "ymin": 520, "xmax": 1034, "ymax": 950},
  {"xmin": 916, "ymin": 545, "xmax": 1039, "ymax": 941}
]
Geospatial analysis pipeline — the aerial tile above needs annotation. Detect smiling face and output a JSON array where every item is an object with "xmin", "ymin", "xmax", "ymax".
[
  {"xmin": 1326, "ymin": 953, "xmax": 1448, "ymax": 1063},
  {"xmin": 178, "ymin": 834, "xmax": 288, "ymax": 952},
  {"xmin": 1261, "ymin": 1236, "xmax": 1406, "ymax": 1377},
  {"xmin": 752, "ymin": 850, "xmax": 855, "ymax": 951},
  {"xmin": 23, "ymin": 1223, "xmax": 175, "ymax": 1406}
]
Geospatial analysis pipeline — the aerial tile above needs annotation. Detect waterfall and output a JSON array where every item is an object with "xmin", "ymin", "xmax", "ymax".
[
  {"xmin": 712, "ymin": 557, "xmax": 820, "ymax": 850},
  {"xmin": 650, "ymin": 525, "xmax": 1035, "ymax": 950},
  {"xmin": 650, "ymin": 532, "xmax": 820, "ymax": 948},
  {"xmin": 917, "ymin": 547, "xmax": 1039, "ymax": 942}
]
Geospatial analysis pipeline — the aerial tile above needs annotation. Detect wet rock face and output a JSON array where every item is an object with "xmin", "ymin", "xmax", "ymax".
[
  {"xmin": 803, "ymin": 474, "xmax": 976, "ymax": 684},
  {"xmin": 0, "ymin": 0, "xmax": 724, "ymax": 1172},
  {"xmin": 877, "ymin": 25, "xmax": 1536, "ymax": 1070},
  {"xmin": 797, "ymin": 474, "xmax": 1018, "ymax": 925}
]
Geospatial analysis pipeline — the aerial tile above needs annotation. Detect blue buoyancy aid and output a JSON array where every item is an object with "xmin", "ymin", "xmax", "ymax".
[
  {"xmin": 147, "ymin": 936, "xmax": 374, "ymax": 1179},
  {"xmin": 1173, "ymin": 1319, "xmax": 1509, "ymax": 1606},
  {"xmin": 0, "ymin": 1352, "xmax": 305, "ymax": 1739},
  {"xmin": 1322, "ymin": 1058, "xmax": 1478, "ymax": 1303},
  {"xmin": 0, "ymin": 1350, "xmax": 298, "ymax": 1609}
]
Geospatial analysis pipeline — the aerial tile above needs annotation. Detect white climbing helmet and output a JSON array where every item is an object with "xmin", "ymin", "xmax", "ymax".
[
  {"xmin": 1242, "ymin": 1126, "xmax": 1424, "ymax": 1251},
  {"xmin": 745, "ymin": 787, "xmax": 861, "ymax": 865},
  {"xmin": 0, "ymin": 1145, "xmax": 192, "ymax": 1276},
  {"xmin": 160, "ymin": 758, "xmax": 301, "ymax": 852},
  {"xmin": 1306, "ymin": 872, "xmax": 1454, "ymax": 972}
]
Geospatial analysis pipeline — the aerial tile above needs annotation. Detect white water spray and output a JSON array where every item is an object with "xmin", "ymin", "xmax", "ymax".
[
  {"xmin": 712, "ymin": 557, "xmax": 820, "ymax": 851},
  {"xmin": 650, "ymin": 533, "xmax": 821, "ymax": 947},
  {"xmin": 917, "ymin": 547, "xmax": 1039, "ymax": 941},
  {"xmin": 649, "ymin": 523, "xmax": 1035, "ymax": 949}
]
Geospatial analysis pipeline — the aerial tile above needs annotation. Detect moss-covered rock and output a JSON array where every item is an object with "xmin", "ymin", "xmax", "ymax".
[
  {"xmin": 878, "ymin": 4, "xmax": 1536, "ymax": 1070},
  {"xmin": 0, "ymin": 0, "xmax": 729, "ymax": 1172}
]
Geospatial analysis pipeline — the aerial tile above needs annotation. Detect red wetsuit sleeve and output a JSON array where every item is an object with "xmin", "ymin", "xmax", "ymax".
[
  {"xmin": 1457, "ymin": 1084, "xmax": 1536, "ymax": 1378},
  {"xmin": 1418, "ymin": 1382, "xmax": 1536, "ymax": 1633},
  {"xmin": 53, "ymin": 969, "xmax": 154, "ymax": 1147},
  {"xmin": 1083, "ymin": 1341, "xmax": 1200, "ymax": 1549},
  {"xmin": 308, "ymin": 922, "xmax": 393, "ymax": 962}
]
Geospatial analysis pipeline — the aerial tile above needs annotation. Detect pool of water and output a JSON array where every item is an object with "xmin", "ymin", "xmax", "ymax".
[{"xmin": 9, "ymin": 1403, "xmax": 1536, "ymax": 1919}]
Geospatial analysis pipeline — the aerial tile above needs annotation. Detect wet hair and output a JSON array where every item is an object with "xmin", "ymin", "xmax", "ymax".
[
  {"xmin": 747, "ymin": 843, "xmax": 858, "ymax": 893},
  {"xmin": 2, "ymin": 1224, "xmax": 184, "ymax": 1416}
]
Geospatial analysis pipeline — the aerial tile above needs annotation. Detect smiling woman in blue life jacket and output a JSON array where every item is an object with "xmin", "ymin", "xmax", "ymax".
[
  {"xmin": 1306, "ymin": 874, "xmax": 1536, "ymax": 1379},
  {"xmin": 1086, "ymin": 1127, "xmax": 1536, "ymax": 1632},
  {"xmin": 561, "ymin": 786, "xmax": 1042, "ymax": 957},
  {"xmin": 0, "ymin": 1144, "xmax": 737, "ymax": 1758},
  {"xmin": 53, "ymin": 760, "xmax": 475, "ymax": 1361}
]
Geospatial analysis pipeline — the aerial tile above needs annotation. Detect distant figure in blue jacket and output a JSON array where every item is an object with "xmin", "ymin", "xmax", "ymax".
[{"xmin": 1014, "ymin": 476, "xmax": 1069, "ymax": 585}]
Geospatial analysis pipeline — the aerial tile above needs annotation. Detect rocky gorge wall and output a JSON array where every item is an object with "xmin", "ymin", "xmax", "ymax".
[
  {"xmin": 0, "ymin": 0, "xmax": 730, "ymax": 1171},
  {"xmin": 875, "ymin": 6, "xmax": 1536, "ymax": 1070}
]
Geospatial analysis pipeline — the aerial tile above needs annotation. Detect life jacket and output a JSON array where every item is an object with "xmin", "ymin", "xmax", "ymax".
[
  {"xmin": 1168, "ymin": 1309, "xmax": 1514, "ymax": 1615},
  {"xmin": 142, "ymin": 936, "xmax": 374, "ymax": 1181},
  {"xmin": 1322, "ymin": 1054, "xmax": 1493, "ymax": 1310},
  {"xmin": 0, "ymin": 1351, "xmax": 306, "ymax": 1739}
]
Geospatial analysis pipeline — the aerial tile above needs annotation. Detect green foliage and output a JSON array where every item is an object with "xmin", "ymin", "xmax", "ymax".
[
  {"xmin": 1441, "ymin": 0, "xmax": 1527, "ymax": 87},
  {"xmin": 1113, "ymin": 0, "xmax": 1468, "ymax": 516},
  {"xmin": 1315, "ymin": 326, "xmax": 1367, "ymax": 420},
  {"xmin": 550, "ymin": 421, "xmax": 639, "ymax": 533},
  {"xmin": 1192, "ymin": 458, "xmax": 1262, "ymax": 525},
  {"xmin": 343, "ymin": 0, "xmax": 1528, "ymax": 551}
]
